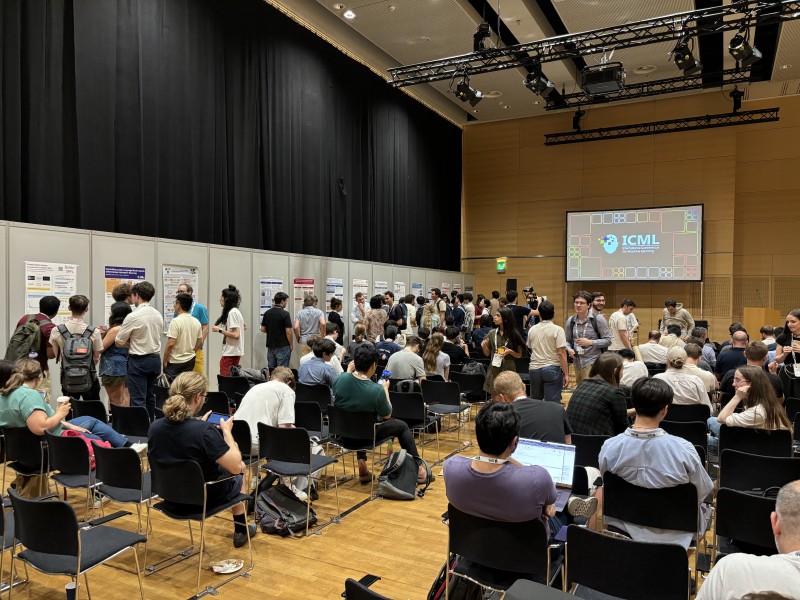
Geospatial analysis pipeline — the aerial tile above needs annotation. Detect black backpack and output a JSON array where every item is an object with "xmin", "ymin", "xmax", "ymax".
[
  {"xmin": 255, "ymin": 483, "xmax": 317, "ymax": 536},
  {"xmin": 377, "ymin": 449, "xmax": 433, "ymax": 500},
  {"xmin": 57, "ymin": 325, "xmax": 95, "ymax": 394},
  {"xmin": 4, "ymin": 315, "xmax": 51, "ymax": 363}
]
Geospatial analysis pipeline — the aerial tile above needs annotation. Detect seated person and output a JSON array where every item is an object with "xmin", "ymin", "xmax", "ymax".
[
  {"xmin": 565, "ymin": 353, "xmax": 632, "ymax": 437},
  {"xmin": 148, "ymin": 371, "xmax": 256, "ymax": 548},
  {"xmin": 658, "ymin": 324, "xmax": 685, "ymax": 349},
  {"xmin": 332, "ymin": 346, "xmax": 426, "ymax": 483},
  {"xmin": 385, "ymin": 336, "xmax": 426, "ymax": 382},
  {"xmin": 696, "ymin": 480, "xmax": 800, "ymax": 600},
  {"xmin": 346, "ymin": 323, "xmax": 373, "ymax": 360},
  {"xmin": 233, "ymin": 366, "xmax": 296, "ymax": 455},
  {"xmin": 298, "ymin": 338, "xmax": 338, "ymax": 387},
  {"xmin": 599, "ymin": 378, "xmax": 713, "ymax": 549},
  {"xmin": 618, "ymin": 348, "xmax": 648, "ymax": 388},
  {"xmin": 492, "ymin": 371, "xmax": 571, "ymax": 444},
  {"xmin": 719, "ymin": 341, "xmax": 782, "ymax": 399},
  {"xmin": 324, "ymin": 322, "xmax": 346, "ymax": 362},
  {"xmin": 638, "ymin": 330, "xmax": 668, "ymax": 364},
  {"xmin": 0, "ymin": 358, "xmax": 144, "ymax": 452},
  {"xmin": 470, "ymin": 313, "xmax": 493, "ymax": 353},
  {"xmin": 441, "ymin": 326, "xmax": 470, "ymax": 365},
  {"xmin": 375, "ymin": 325, "xmax": 402, "ymax": 363},
  {"xmin": 299, "ymin": 335, "xmax": 343, "ymax": 375},
  {"xmin": 654, "ymin": 346, "xmax": 712, "ymax": 411},
  {"xmin": 423, "ymin": 332, "xmax": 451, "ymax": 380}
]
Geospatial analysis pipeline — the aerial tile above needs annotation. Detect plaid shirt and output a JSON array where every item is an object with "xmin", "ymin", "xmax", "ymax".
[{"xmin": 565, "ymin": 378, "xmax": 629, "ymax": 437}]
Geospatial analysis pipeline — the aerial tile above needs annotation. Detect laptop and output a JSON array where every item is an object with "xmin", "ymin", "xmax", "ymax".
[{"xmin": 511, "ymin": 438, "xmax": 576, "ymax": 511}]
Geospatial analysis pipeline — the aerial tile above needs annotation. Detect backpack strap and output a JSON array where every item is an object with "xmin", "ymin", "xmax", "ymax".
[
  {"xmin": 80, "ymin": 326, "xmax": 95, "ymax": 339},
  {"xmin": 57, "ymin": 324, "xmax": 71, "ymax": 339}
]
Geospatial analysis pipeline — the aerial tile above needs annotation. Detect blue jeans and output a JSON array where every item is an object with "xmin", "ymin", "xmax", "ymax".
[
  {"xmin": 128, "ymin": 353, "xmax": 161, "ymax": 420},
  {"xmin": 707, "ymin": 416, "xmax": 722, "ymax": 455},
  {"xmin": 529, "ymin": 365, "xmax": 564, "ymax": 403},
  {"xmin": 68, "ymin": 416, "xmax": 129, "ymax": 448},
  {"xmin": 268, "ymin": 346, "xmax": 292, "ymax": 369}
]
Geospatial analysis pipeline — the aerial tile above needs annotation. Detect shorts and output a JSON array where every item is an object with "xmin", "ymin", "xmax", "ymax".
[{"xmin": 101, "ymin": 375, "xmax": 127, "ymax": 388}]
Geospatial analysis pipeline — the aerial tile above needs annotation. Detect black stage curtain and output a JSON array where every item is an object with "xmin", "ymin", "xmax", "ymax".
[{"xmin": 0, "ymin": 0, "xmax": 462, "ymax": 270}]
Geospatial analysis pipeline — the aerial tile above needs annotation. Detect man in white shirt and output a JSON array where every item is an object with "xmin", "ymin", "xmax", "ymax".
[
  {"xmin": 696, "ymin": 480, "xmax": 800, "ymax": 600},
  {"xmin": 760, "ymin": 324, "xmax": 777, "ymax": 351},
  {"xmin": 638, "ymin": 331, "xmax": 668, "ymax": 364},
  {"xmin": 618, "ymin": 349, "xmax": 648, "ymax": 388},
  {"xmin": 683, "ymin": 343, "xmax": 718, "ymax": 395},
  {"xmin": 299, "ymin": 335, "xmax": 343, "ymax": 375},
  {"xmin": 234, "ymin": 367, "xmax": 296, "ymax": 455},
  {"xmin": 608, "ymin": 299, "xmax": 636, "ymax": 352},
  {"xmin": 526, "ymin": 301, "xmax": 569, "ymax": 402},
  {"xmin": 116, "ymin": 281, "xmax": 164, "ymax": 418}
]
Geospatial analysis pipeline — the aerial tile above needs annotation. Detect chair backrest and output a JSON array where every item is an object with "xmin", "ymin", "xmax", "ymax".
[
  {"xmin": 565, "ymin": 525, "xmax": 689, "ymax": 600},
  {"xmin": 716, "ymin": 487, "xmax": 778, "ymax": 554},
  {"xmin": 217, "ymin": 374, "xmax": 251, "ymax": 400},
  {"xmin": 664, "ymin": 403, "xmax": 711, "ymax": 423},
  {"xmin": 257, "ymin": 423, "xmax": 311, "ymax": 463},
  {"xmin": 3, "ymin": 427, "xmax": 46, "ymax": 467},
  {"xmin": 71, "ymin": 399, "xmax": 108, "ymax": 422},
  {"xmin": 9, "ymin": 489, "xmax": 79, "ymax": 557},
  {"xmin": 294, "ymin": 401, "xmax": 323, "ymax": 433},
  {"xmin": 46, "ymin": 431, "xmax": 91, "ymax": 475},
  {"xmin": 154, "ymin": 384, "xmax": 170, "ymax": 410},
  {"xmin": 150, "ymin": 460, "xmax": 206, "ymax": 505},
  {"xmin": 202, "ymin": 391, "xmax": 232, "ymax": 416},
  {"xmin": 92, "ymin": 443, "xmax": 144, "ymax": 491},
  {"xmin": 719, "ymin": 449, "xmax": 800, "ymax": 493},
  {"xmin": 660, "ymin": 420, "xmax": 708, "ymax": 453},
  {"xmin": 388, "ymin": 391, "xmax": 426, "ymax": 424},
  {"xmin": 327, "ymin": 405, "xmax": 378, "ymax": 440},
  {"xmin": 389, "ymin": 379, "xmax": 421, "ymax": 394},
  {"xmin": 571, "ymin": 434, "xmax": 610, "ymax": 469},
  {"xmin": 645, "ymin": 362, "xmax": 666, "ymax": 377},
  {"xmin": 344, "ymin": 578, "xmax": 393, "ymax": 600},
  {"xmin": 295, "ymin": 383, "xmax": 332, "ymax": 414},
  {"xmin": 449, "ymin": 371, "xmax": 487, "ymax": 403},
  {"xmin": 420, "ymin": 380, "xmax": 461, "ymax": 407},
  {"xmin": 109, "ymin": 405, "xmax": 151, "ymax": 437},
  {"xmin": 719, "ymin": 425, "xmax": 793, "ymax": 458},
  {"xmin": 603, "ymin": 472, "xmax": 698, "ymax": 533},
  {"xmin": 230, "ymin": 420, "xmax": 253, "ymax": 456},
  {"xmin": 514, "ymin": 357, "xmax": 529, "ymax": 374},
  {"xmin": 784, "ymin": 397, "xmax": 800, "ymax": 423},
  {"xmin": 447, "ymin": 504, "xmax": 548, "ymax": 578}
]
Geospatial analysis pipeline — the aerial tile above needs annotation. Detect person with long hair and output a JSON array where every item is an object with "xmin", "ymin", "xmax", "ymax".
[
  {"xmin": 481, "ymin": 307, "xmax": 525, "ymax": 395},
  {"xmin": 211, "ymin": 285, "xmax": 244, "ymax": 376},
  {"xmin": 347, "ymin": 323, "xmax": 372, "ymax": 360},
  {"xmin": 770, "ymin": 308, "xmax": 800, "ymax": 399},
  {"xmin": 423, "ymin": 332, "xmax": 451, "ymax": 380},
  {"xmin": 0, "ymin": 358, "xmax": 140, "ymax": 450},
  {"xmin": 99, "ymin": 301, "xmax": 133, "ymax": 406},
  {"xmin": 365, "ymin": 295, "xmax": 387, "ymax": 343},
  {"xmin": 565, "ymin": 352, "xmax": 631, "ymax": 436},
  {"xmin": 421, "ymin": 301, "xmax": 440, "ymax": 332},
  {"xmin": 147, "ymin": 371, "xmax": 255, "ymax": 548},
  {"xmin": 708, "ymin": 365, "xmax": 792, "ymax": 454}
]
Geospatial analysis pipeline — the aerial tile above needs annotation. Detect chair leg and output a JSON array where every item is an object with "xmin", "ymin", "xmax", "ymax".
[
  {"xmin": 84, "ymin": 572, "xmax": 92, "ymax": 600},
  {"xmin": 196, "ymin": 518, "xmax": 206, "ymax": 599},
  {"xmin": 132, "ymin": 546, "xmax": 145, "ymax": 600}
]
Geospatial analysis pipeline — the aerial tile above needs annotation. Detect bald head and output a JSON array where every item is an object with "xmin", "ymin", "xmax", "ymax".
[
  {"xmin": 731, "ymin": 330, "xmax": 749, "ymax": 347},
  {"xmin": 773, "ymin": 480, "xmax": 800, "ymax": 552}
]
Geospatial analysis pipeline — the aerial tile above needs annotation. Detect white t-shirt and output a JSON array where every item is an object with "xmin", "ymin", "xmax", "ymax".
[
  {"xmin": 608, "ymin": 310, "xmax": 629, "ymax": 351},
  {"xmin": 233, "ymin": 380, "xmax": 295, "ymax": 454},
  {"xmin": 299, "ymin": 349, "xmax": 344, "ymax": 374},
  {"xmin": 620, "ymin": 361, "xmax": 649, "ymax": 387},
  {"xmin": 654, "ymin": 368, "xmax": 711, "ymax": 410},
  {"xmin": 222, "ymin": 308, "xmax": 244, "ymax": 357},
  {"xmin": 696, "ymin": 552, "xmax": 800, "ymax": 600}
]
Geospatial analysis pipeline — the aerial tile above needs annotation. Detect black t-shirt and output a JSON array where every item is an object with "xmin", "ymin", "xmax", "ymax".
[
  {"xmin": 328, "ymin": 311, "xmax": 345, "ymax": 336},
  {"xmin": 261, "ymin": 307, "xmax": 292, "ymax": 348},
  {"xmin": 441, "ymin": 341, "xmax": 470, "ymax": 365},
  {"xmin": 513, "ymin": 397, "xmax": 573, "ymax": 443},
  {"xmin": 776, "ymin": 333, "xmax": 800, "ymax": 366},
  {"xmin": 714, "ymin": 347, "xmax": 747, "ymax": 375},
  {"xmin": 508, "ymin": 304, "xmax": 530, "ymax": 335},
  {"xmin": 148, "ymin": 418, "xmax": 229, "ymax": 483}
]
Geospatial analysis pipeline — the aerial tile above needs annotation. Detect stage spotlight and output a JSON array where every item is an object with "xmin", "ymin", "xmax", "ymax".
[
  {"xmin": 671, "ymin": 40, "xmax": 702, "ymax": 76},
  {"xmin": 524, "ymin": 72, "xmax": 555, "ymax": 98},
  {"xmin": 729, "ymin": 32, "xmax": 762, "ymax": 67},
  {"xmin": 473, "ymin": 21, "xmax": 491, "ymax": 52},
  {"xmin": 455, "ymin": 75, "xmax": 483, "ymax": 107},
  {"xmin": 572, "ymin": 109, "xmax": 586, "ymax": 131},
  {"xmin": 730, "ymin": 86, "xmax": 744, "ymax": 112}
]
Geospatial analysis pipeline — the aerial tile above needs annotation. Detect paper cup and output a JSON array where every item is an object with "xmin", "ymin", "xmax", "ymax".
[
  {"xmin": 57, "ymin": 396, "xmax": 71, "ymax": 404},
  {"xmin": 65, "ymin": 582, "xmax": 77, "ymax": 600}
]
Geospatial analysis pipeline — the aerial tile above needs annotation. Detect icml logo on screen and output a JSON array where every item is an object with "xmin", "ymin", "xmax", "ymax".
[{"xmin": 599, "ymin": 234, "xmax": 618, "ymax": 254}]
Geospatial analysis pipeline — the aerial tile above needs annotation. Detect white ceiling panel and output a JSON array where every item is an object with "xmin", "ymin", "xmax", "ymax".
[
  {"xmin": 551, "ymin": 0, "xmax": 692, "ymax": 33},
  {"xmin": 773, "ymin": 20, "xmax": 800, "ymax": 81}
]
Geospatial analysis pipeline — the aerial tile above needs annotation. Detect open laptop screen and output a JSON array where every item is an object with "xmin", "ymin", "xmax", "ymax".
[{"xmin": 511, "ymin": 438, "xmax": 575, "ymax": 486}]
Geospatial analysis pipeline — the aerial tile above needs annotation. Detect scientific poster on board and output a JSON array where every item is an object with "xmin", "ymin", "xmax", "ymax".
[
  {"xmin": 441, "ymin": 282, "xmax": 450, "ymax": 297},
  {"xmin": 411, "ymin": 282, "xmax": 423, "ymax": 299},
  {"xmin": 162, "ymin": 265, "xmax": 199, "ymax": 332},
  {"xmin": 104, "ymin": 266, "xmax": 146, "ymax": 318},
  {"xmin": 374, "ymin": 280, "xmax": 388, "ymax": 296},
  {"xmin": 24, "ymin": 261, "xmax": 78, "ymax": 325},
  {"xmin": 352, "ymin": 278, "xmax": 369, "ymax": 301},
  {"xmin": 259, "ymin": 276, "xmax": 284, "ymax": 317},
  {"xmin": 453, "ymin": 283, "xmax": 462, "ymax": 295},
  {"xmin": 326, "ymin": 278, "xmax": 344, "ymax": 311},
  {"xmin": 394, "ymin": 281, "xmax": 406, "ymax": 298},
  {"xmin": 293, "ymin": 278, "xmax": 315, "ymax": 316}
]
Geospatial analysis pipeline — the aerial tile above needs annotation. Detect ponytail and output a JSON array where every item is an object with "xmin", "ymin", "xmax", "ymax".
[
  {"xmin": 0, "ymin": 359, "xmax": 42, "ymax": 396},
  {"xmin": 162, "ymin": 372, "xmax": 207, "ymax": 422}
]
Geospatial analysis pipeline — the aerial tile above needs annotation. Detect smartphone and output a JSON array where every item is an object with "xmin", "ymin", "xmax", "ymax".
[{"xmin": 206, "ymin": 412, "xmax": 228, "ymax": 426}]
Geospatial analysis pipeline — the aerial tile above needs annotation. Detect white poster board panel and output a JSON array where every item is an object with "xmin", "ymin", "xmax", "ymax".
[
  {"xmin": 425, "ymin": 271, "xmax": 444, "ymax": 300},
  {"xmin": 0, "ymin": 223, "xmax": 7, "ymax": 353},
  {"xmin": 348, "ymin": 261, "xmax": 372, "ymax": 340},
  {"xmin": 391, "ymin": 266, "xmax": 409, "ymax": 301},
  {"xmin": 156, "ymin": 240, "xmax": 209, "ymax": 320},
  {"xmin": 321, "ymin": 258, "xmax": 348, "ymax": 338},
  {"xmin": 463, "ymin": 273, "xmax": 476, "ymax": 294},
  {"xmin": 372, "ymin": 264, "xmax": 392, "ymax": 302},
  {"xmin": 289, "ymin": 256, "xmax": 322, "ymax": 368},
  {"xmin": 252, "ymin": 251, "xmax": 290, "ymax": 372},
  {"xmin": 208, "ymin": 247, "xmax": 252, "ymax": 388}
]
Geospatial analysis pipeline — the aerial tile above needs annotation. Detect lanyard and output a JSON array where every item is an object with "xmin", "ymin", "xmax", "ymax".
[
  {"xmin": 472, "ymin": 455, "xmax": 509, "ymax": 464},
  {"xmin": 573, "ymin": 316, "xmax": 588, "ymax": 340}
]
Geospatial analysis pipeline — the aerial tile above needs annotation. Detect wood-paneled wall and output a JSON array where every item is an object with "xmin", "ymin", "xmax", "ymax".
[{"xmin": 461, "ymin": 92, "xmax": 800, "ymax": 341}]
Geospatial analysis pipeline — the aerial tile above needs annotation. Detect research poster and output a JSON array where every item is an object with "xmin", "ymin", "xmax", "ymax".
[
  {"xmin": 374, "ymin": 280, "xmax": 388, "ymax": 296},
  {"xmin": 293, "ymin": 278, "xmax": 315, "ymax": 316},
  {"xmin": 103, "ymin": 266, "xmax": 146, "ymax": 318},
  {"xmin": 162, "ymin": 265, "xmax": 199, "ymax": 332},
  {"xmin": 24, "ymin": 261, "xmax": 78, "ymax": 325},
  {"xmin": 411, "ymin": 282, "xmax": 423, "ymax": 299},
  {"xmin": 326, "ymin": 278, "xmax": 344, "ymax": 311},
  {"xmin": 441, "ymin": 282, "xmax": 450, "ymax": 297},
  {"xmin": 259, "ymin": 276, "xmax": 284, "ymax": 317},
  {"xmin": 394, "ymin": 281, "xmax": 406, "ymax": 298},
  {"xmin": 352, "ymin": 278, "xmax": 369, "ymax": 300}
]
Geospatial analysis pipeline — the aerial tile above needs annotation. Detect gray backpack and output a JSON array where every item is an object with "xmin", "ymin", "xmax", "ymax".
[{"xmin": 378, "ymin": 449, "xmax": 433, "ymax": 500}]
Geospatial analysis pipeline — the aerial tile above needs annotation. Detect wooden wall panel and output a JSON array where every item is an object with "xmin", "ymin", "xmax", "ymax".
[
  {"xmin": 463, "ymin": 147, "xmax": 519, "ymax": 179},
  {"xmin": 519, "ymin": 143, "xmax": 583, "ymax": 175},
  {"xmin": 462, "ymin": 119, "xmax": 519, "ymax": 151},
  {"xmin": 519, "ymin": 171, "xmax": 583, "ymax": 202},
  {"xmin": 463, "ymin": 176, "xmax": 519, "ymax": 205}
]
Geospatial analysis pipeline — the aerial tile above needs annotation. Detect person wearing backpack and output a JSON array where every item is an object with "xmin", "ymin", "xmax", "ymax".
[
  {"xmin": 431, "ymin": 288, "xmax": 447, "ymax": 323},
  {"xmin": 7, "ymin": 295, "xmax": 60, "ymax": 398},
  {"xmin": 49, "ymin": 295, "xmax": 103, "ymax": 400}
]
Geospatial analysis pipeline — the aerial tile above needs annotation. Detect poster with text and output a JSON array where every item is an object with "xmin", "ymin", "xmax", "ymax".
[
  {"xmin": 162, "ymin": 265, "xmax": 199, "ymax": 332},
  {"xmin": 293, "ymin": 278, "xmax": 315, "ymax": 316},
  {"xmin": 453, "ymin": 283, "xmax": 462, "ymax": 295},
  {"xmin": 394, "ymin": 281, "xmax": 406, "ymax": 298},
  {"xmin": 374, "ymin": 281, "xmax": 388, "ymax": 296},
  {"xmin": 259, "ymin": 277, "xmax": 285, "ymax": 317},
  {"xmin": 411, "ymin": 282, "xmax": 423, "ymax": 299},
  {"xmin": 104, "ymin": 266, "xmax": 146, "ymax": 319},
  {"xmin": 25, "ymin": 261, "xmax": 78, "ymax": 325},
  {"xmin": 326, "ymin": 278, "xmax": 344, "ymax": 311},
  {"xmin": 352, "ymin": 279, "xmax": 369, "ymax": 303},
  {"xmin": 441, "ymin": 282, "xmax": 450, "ymax": 297}
]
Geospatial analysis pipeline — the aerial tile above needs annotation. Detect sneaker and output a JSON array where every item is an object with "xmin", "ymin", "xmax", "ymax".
[
  {"xmin": 93, "ymin": 494, "xmax": 110, "ymax": 509},
  {"xmin": 567, "ymin": 496, "xmax": 598, "ymax": 521},
  {"xmin": 233, "ymin": 523, "xmax": 257, "ymax": 548},
  {"xmin": 291, "ymin": 485, "xmax": 308, "ymax": 502},
  {"xmin": 130, "ymin": 442, "xmax": 148, "ymax": 455}
]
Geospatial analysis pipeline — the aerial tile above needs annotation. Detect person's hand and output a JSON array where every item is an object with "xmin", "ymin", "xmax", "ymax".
[
  {"xmin": 735, "ymin": 384, "xmax": 750, "ymax": 399},
  {"xmin": 576, "ymin": 338, "xmax": 593, "ymax": 348},
  {"xmin": 567, "ymin": 347, "xmax": 576, "ymax": 358},
  {"xmin": 381, "ymin": 379, "xmax": 390, "ymax": 391},
  {"xmin": 56, "ymin": 401, "xmax": 72, "ymax": 419},
  {"xmin": 69, "ymin": 425, "xmax": 90, "ymax": 434},
  {"xmin": 769, "ymin": 361, "xmax": 779, "ymax": 374},
  {"xmin": 783, "ymin": 346, "xmax": 793, "ymax": 355},
  {"xmin": 162, "ymin": 361, "xmax": 168, "ymax": 370},
  {"xmin": 542, "ymin": 503, "xmax": 556, "ymax": 520},
  {"xmin": 218, "ymin": 415, "xmax": 233, "ymax": 434},
  {"xmin": 200, "ymin": 410, "xmax": 212, "ymax": 421},
  {"xmin": 347, "ymin": 361, "xmax": 356, "ymax": 373},
  {"xmin": 563, "ymin": 373, "xmax": 570, "ymax": 388}
]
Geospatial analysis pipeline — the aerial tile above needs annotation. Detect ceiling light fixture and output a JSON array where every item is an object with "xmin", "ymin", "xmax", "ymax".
[
  {"xmin": 671, "ymin": 38, "xmax": 702, "ymax": 76},
  {"xmin": 332, "ymin": 3, "xmax": 344, "ymax": 9},
  {"xmin": 473, "ymin": 21, "xmax": 491, "ymax": 52},
  {"xmin": 524, "ymin": 70, "xmax": 556, "ymax": 99},
  {"xmin": 343, "ymin": 9, "xmax": 356, "ymax": 19},
  {"xmin": 573, "ymin": 109, "xmax": 586, "ymax": 131},
  {"xmin": 729, "ymin": 86, "xmax": 744, "ymax": 112},
  {"xmin": 454, "ymin": 73, "xmax": 483, "ymax": 107},
  {"xmin": 729, "ymin": 29, "xmax": 762, "ymax": 67}
]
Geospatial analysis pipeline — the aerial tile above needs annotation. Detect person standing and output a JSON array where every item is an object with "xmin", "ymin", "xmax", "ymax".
[
  {"xmin": 116, "ymin": 281, "xmax": 163, "ymax": 419},
  {"xmin": 660, "ymin": 298, "xmax": 695, "ymax": 339},
  {"xmin": 350, "ymin": 293, "xmax": 367, "ymax": 330},
  {"xmin": 770, "ymin": 309, "xmax": 800, "ymax": 400},
  {"xmin": 294, "ymin": 295, "xmax": 325, "ymax": 356},
  {"xmin": 260, "ymin": 292, "xmax": 293, "ymax": 369},
  {"xmin": 176, "ymin": 283, "xmax": 209, "ymax": 374},
  {"xmin": 99, "ymin": 301, "xmax": 132, "ymax": 407},
  {"xmin": 431, "ymin": 288, "xmax": 447, "ymax": 322},
  {"xmin": 565, "ymin": 291, "xmax": 611, "ymax": 386},
  {"xmin": 482, "ymin": 307, "xmax": 525, "ymax": 396},
  {"xmin": 162, "ymin": 293, "xmax": 202, "ymax": 381},
  {"xmin": 608, "ymin": 299, "xmax": 636, "ymax": 352},
  {"xmin": 526, "ymin": 301, "xmax": 569, "ymax": 403},
  {"xmin": 212, "ymin": 284, "xmax": 245, "ymax": 377},
  {"xmin": 9, "ymin": 295, "xmax": 60, "ymax": 399},
  {"xmin": 327, "ymin": 297, "xmax": 346, "ymax": 338},
  {"xmin": 49, "ymin": 294, "xmax": 104, "ymax": 400}
]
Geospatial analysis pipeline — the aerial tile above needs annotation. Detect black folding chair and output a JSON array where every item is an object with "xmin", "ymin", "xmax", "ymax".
[
  {"xmin": 645, "ymin": 362, "xmax": 666, "ymax": 377},
  {"xmin": 449, "ymin": 371, "xmax": 488, "ymax": 406},
  {"xmin": 564, "ymin": 525, "xmax": 690, "ymax": 599},
  {"xmin": 295, "ymin": 383, "xmax": 333, "ymax": 415},
  {"xmin": 45, "ymin": 432, "xmax": 99, "ymax": 519},
  {"xmin": 344, "ymin": 577, "xmax": 393, "ymax": 600},
  {"xmin": 571, "ymin": 434, "xmax": 610, "ymax": 469},
  {"xmin": 718, "ymin": 425, "xmax": 792, "ymax": 458},
  {"xmin": 257, "ymin": 424, "xmax": 339, "ymax": 535},
  {"xmin": 327, "ymin": 405, "xmax": 392, "ymax": 497},
  {"xmin": 109, "ymin": 405, "xmax": 150, "ymax": 443},
  {"xmin": 389, "ymin": 391, "xmax": 439, "ymax": 461},
  {"xmin": 660, "ymin": 421, "xmax": 708, "ymax": 464},
  {"xmin": 665, "ymin": 403, "xmax": 711, "ymax": 423},
  {"xmin": 0, "ymin": 498, "xmax": 25, "ymax": 593},
  {"xmin": 1, "ymin": 428, "xmax": 49, "ymax": 499},
  {"xmin": 217, "ymin": 374, "xmax": 251, "ymax": 401},
  {"xmin": 719, "ymin": 449, "xmax": 800, "ymax": 495},
  {"xmin": 147, "ymin": 461, "xmax": 254, "ymax": 598},
  {"xmin": 93, "ymin": 443, "xmax": 156, "ymax": 535},
  {"xmin": 230, "ymin": 420, "xmax": 261, "ymax": 494},
  {"xmin": 420, "ymin": 380, "xmax": 470, "ymax": 446},
  {"xmin": 294, "ymin": 401, "xmax": 329, "ymax": 441},
  {"xmin": 8, "ymin": 488, "xmax": 145, "ymax": 599},
  {"xmin": 71, "ymin": 400, "xmax": 108, "ymax": 423},
  {"xmin": 201, "ymin": 391, "xmax": 232, "ymax": 416},
  {"xmin": 154, "ymin": 384, "xmax": 170, "ymax": 410},
  {"xmin": 784, "ymin": 397, "xmax": 800, "ymax": 423},
  {"xmin": 389, "ymin": 379, "xmax": 421, "ymax": 394},
  {"xmin": 446, "ymin": 504, "xmax": 562, "ymax": 594},
  {"xmin": 713, "ymin": 487, "xmax": 777, "ymax": 563}
]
